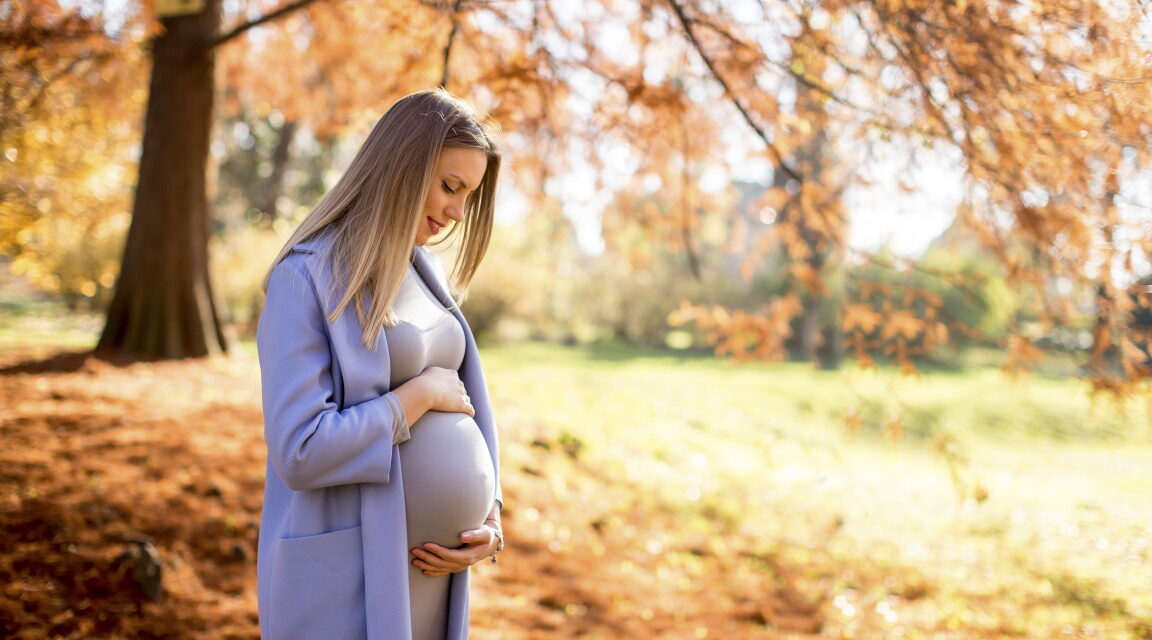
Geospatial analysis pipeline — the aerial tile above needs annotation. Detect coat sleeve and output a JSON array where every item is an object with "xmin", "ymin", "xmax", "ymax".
[{"xmin": 257, "ymin": 256, "xmax": 406, "ymax": 491}]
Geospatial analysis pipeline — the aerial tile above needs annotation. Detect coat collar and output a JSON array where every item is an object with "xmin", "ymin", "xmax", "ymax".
[{"xmin": 410, "ymin": 246, "xmax": 458, "ymax": 310}]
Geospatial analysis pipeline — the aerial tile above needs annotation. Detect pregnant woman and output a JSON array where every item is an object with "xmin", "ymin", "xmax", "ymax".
[{"xmin": 255, "ymin": 89, "xmax": 504, "ymax": 640}]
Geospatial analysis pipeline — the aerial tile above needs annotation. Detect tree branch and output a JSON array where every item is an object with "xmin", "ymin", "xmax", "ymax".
[
  {"xmin": 0, "ymin": 26, "xmax": 106, "ymax": 48},
  {"xmin": 25, "ymin": 52, "xmax": 115, "ymax": 116},
  {"xmin": 689, "ymin": 14, "xmax": 876, "ymax": 116},
  {"xmin": 664, "ymin": 0, "xmax": 802, "ymax": 184},
  {"xmin": 847, "ymin": 249, "xmax": 988, "ymax": 308},
  {"xmin": 679, "ymin": 118, "xmax": 702, "ymax": 281},
  {"xmin": 212, "ymin": 0, "xmax": 327, "ymax": 49},
  {"xmin": 439, "ymin": 0, "xmax": 466, "ymax": 88}
]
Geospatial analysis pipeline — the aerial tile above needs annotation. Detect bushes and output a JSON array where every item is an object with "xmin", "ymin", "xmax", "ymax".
[
  {"xmin": 464, "ymin": 218, "xmax": 753, "ymax": 349},
  {"xmin": 209, "ymin": 226, "xmax": 294, "ymax": 334}
]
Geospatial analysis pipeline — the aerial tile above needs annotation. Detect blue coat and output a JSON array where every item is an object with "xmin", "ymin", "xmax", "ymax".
[{"xmin": 256, "ymin": 234, "xmax": 502, "ymax": 639}]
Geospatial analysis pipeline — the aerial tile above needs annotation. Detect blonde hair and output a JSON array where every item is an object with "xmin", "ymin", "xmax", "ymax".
[{"xmin": 264, "ymin": 88, "xmax": 501, "ymax": 349}]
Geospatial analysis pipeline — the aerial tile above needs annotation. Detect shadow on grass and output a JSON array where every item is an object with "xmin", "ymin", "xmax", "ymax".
[
  {"xmin": 0, "ymin": 350, "xmax": 94, "ymax": 375},
  {"xmin": 0, "ymin": 350, "xmax": 152, "ymax": 375}
]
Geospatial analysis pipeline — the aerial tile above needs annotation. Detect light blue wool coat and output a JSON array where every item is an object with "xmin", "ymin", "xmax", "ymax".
[{"xmin": 255, "ymin": 233, "xmax": 502, "ymax": 640}]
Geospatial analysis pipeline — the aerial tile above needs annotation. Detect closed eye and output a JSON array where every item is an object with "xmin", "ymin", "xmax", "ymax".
[{"xmin": 442, "ymin": 181, "xmax": 457, "ymax": 195}]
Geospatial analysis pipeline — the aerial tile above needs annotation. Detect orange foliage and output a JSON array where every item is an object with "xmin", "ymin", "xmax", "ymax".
[
  {"xmin": 1002, "ymin": 334, "xmax": 1047, "ymax": 377},
  {"xmin": 639, "ymin": 0, "xmax": 1149, "ymax": 392},
  {"xmin": 4, "ymin": 0, "xmax": 1151, "ymax": 386},
  {"xmin": 668, "ymin": 294, "xmax": 803, "ymax": 362}
]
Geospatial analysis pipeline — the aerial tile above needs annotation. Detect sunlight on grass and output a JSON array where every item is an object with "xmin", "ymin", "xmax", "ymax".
[
  {"xmin": 0, "ymin": 300, "xmax": 101, "ymax": 351},
  {"xmin": 481, "ymin": 342, "xmax": 1152, "ymax": 639}
]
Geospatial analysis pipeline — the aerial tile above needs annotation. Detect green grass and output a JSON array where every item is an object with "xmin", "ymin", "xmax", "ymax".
[
  {"xmin": 480, "ymin": 341, "xmax": 1152, "ymax": 638},
  {"xmin": 0, "ymin": 299, "xmax": 102, "ymax": 350},
  {"xmin": 480, "ymin": 341, "xmax": 1150, "ymax": 446}
]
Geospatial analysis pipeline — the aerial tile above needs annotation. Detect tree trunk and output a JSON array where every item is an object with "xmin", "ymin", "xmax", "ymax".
[
  {"xmin": 97, "ymin": 1, "xmax": 226, "ymax": 358},
  {"xmin": 819, "ymin": 295, "xmax": 845, "ymax": 370},
  {"xmin": 799, "ymin": 291, "xmax": 821, "ymax": 362},
  {"xmin": 257, "ymin": 119, "xmax": 296, "ymax": 226}
]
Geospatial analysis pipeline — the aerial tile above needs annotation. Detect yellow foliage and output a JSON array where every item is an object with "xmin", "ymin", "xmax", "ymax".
[{"xmin": 1, "ymin": 1, "xmax": 145, "ymax": 308}]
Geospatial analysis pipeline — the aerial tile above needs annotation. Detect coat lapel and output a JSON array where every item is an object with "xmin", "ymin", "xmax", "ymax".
[
  {"xmin": 410, "ymin": 247, "xmax": 457, "ymax": 310},
  {"xmin": 296, "ymin": 234, "xmax": 394, "ymax": 408}
]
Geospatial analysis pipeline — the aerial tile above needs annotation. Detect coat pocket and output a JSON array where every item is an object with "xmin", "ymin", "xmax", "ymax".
[{"xmin": 267, "ymin": 524, "xmax": 367, "ymax": 640}]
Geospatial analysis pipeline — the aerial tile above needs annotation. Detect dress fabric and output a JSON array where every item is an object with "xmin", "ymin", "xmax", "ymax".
[
  {"xmin": 384, "ymin": 264, "xmax": 497, "ymax": 640},
  {"xmin": 255, "ymin": 233, "xmax": 502, "ymax": 640}
]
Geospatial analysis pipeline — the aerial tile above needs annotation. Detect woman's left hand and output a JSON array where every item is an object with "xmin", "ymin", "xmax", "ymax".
[{"xmin": 410, "ymin": 524, "xmax": 501, "ymax": 576}]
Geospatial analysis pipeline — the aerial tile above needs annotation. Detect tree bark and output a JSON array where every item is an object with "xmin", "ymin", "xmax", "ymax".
[
  {"xmin": 257, "ymin": 119, "xmax": 297, "ymax": 226},
  {"xmin": 97, "ymin": 1, "xmax": 226, "ymax": 358}
]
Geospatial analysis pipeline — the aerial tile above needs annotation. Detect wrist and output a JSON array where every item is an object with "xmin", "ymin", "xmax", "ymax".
[
  {"xmin": 391, "ymin": 376, "xmax": 435, "ymax": 426},
  {"xmin": 418, "ymin": 374, "xmax": 439, "ymax": 412},
  {"xmin": 485, "ymin": 502, "xmax": 501, "ymax": 524},
  {"xmin": 487, "ymin": 524, "xmax": 505, "ymax": 564}
]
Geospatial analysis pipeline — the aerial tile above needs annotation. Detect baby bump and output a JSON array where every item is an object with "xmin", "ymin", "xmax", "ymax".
[{"xmin": 399, "ymin": 412, "xmax": 496, "ymax": 548}]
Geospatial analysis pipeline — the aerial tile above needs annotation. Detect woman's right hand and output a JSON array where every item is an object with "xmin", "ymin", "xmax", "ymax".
[
  {"xmin": 418, "ymin": 366, "xmax": 475, "ymax": 416},
  {"xmin": 390, "ymin": 367, "xmax": 474, "ymax": 429}
]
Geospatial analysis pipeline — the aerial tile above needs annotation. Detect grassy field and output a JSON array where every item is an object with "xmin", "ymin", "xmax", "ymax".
[
  {"xmin": 2, "ymin": 308, "xmax": 1151, "ymax": 638},
  {"xmin": 0, "ymin": 300, "xmax": 104, "ymax": 352},
  {"xmin": 479, "ymin": 343, "xmax": 1152, "ymax": 638}
]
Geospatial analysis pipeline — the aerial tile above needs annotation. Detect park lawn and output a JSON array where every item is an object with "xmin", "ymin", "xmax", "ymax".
[
  {"xmin": 477, "ymin": 343, "xmax": 1152, "ymax": 639},
  {"xmin": 1, "ymin": 332, "xmax": 1150, "ymax": 639}
]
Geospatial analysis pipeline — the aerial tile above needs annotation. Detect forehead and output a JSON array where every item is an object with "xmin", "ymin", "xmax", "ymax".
[{"xmin": 436, "ymin": 147, "xmax": 487, "ymax": 182}]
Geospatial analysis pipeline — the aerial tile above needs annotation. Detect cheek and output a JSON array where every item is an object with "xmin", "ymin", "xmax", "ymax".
[{"xmin": 425, "ymin": 189, "xmax": 448, "ymax": 213}]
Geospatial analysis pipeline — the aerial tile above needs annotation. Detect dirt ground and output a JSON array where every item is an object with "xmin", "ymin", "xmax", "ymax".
[{"xmin": 0, "ymin": 348, "xmax": 830, "ymax": 639}]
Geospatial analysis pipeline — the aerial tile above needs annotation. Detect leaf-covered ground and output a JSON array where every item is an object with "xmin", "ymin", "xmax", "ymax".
[{"xmin": 2, "ymin": 342, "xmax": 1150, "ymax": 639}]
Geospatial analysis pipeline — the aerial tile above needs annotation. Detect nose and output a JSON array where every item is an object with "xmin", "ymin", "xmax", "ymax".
[{"xmin": 445, "ymin": 204, "xmax": 465, "ymax": 223}]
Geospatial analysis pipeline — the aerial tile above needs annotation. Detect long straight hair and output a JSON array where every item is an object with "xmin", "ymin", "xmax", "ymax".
[{"xmin": 264, "ymin": 89, "xmax": 501, "ymax": 349}]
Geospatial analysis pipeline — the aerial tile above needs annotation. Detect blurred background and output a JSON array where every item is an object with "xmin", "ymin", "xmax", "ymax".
[{"xmin": 2, "ymin": 0, "xmax": 1151, "ymax": 638}]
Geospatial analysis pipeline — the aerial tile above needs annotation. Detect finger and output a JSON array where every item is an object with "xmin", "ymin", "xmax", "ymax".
[
  {"xmin": 424, "ymin": 543, "xmax": 485, "ymax": 567},
  {"xmin": 412, "ymin": 552, "xmax": 468, "ymax": 575},
  {"xmin": 459, "ymin": 528, "xmax": 492, "ymax": 545},
  {"xmin": 413, "ymin": 543, "xmax": 478, "ymax": 566},
  {"xmin": 412, "ymin": 554, "xmax": 465, "ymax": 575},
  {"xmin": 411, "ymin": 556, "xmax": 456, "ymax": 575},
  {"xmin": 423, "ymin": 545, "xmax": 476, "ymax": 559},
  {"xmin": 410, "ymin": 548, "xmax": 452, "ymax": 572},
  {"xmin": 412, "ymin": 545, "xmax": 452, "ymax": 563}
]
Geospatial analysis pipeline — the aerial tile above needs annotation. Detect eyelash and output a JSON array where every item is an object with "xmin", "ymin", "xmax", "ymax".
[{"xmin": 442, "ymin": 181, "xmax": 456, "ymax": 195}]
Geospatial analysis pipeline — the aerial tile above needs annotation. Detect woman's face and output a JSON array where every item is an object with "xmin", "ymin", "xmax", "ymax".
[{"xmin": 415, "ymin": 146, "xmax": 489, "ymax": 246}]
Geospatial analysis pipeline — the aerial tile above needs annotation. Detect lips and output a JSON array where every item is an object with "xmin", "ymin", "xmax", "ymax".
[{"xmin": 427, "ymin": 217, "xmax": 446, "ymax": 234}]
